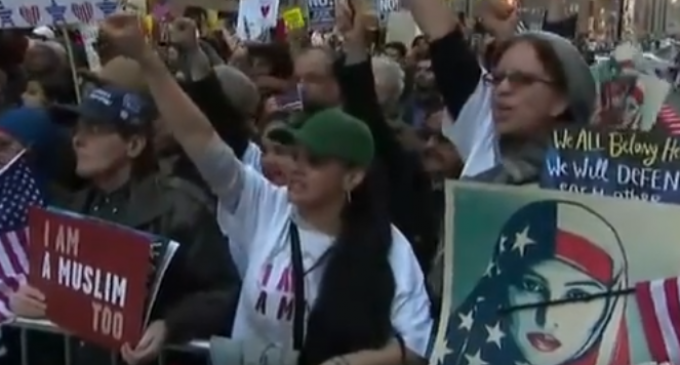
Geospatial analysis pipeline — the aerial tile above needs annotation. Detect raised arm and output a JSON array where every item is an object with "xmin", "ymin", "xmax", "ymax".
[
  {"xmin": 543, "ymin": 0, "xmax": 579, "ymax": 38},
  {"xmin": 406, "ymin": 0, "xmax": 480, "ymax": 119},
  {"xmin": 171, "ymin": 19, "xmax": 251, "ymax": 159},
  {"xmin": 100, "ymin": 14, "xmax": 244, "ymax": 206},
  {"xmin": 405, "ymin": 0, "xmax": 456, "ymax": 41},
  {"xmin": 334, "ymin": 0, "xmax": 401, "ymax": 167}
]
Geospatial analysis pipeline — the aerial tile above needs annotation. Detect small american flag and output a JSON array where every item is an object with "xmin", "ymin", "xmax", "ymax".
[
  {"xmin": 658, "ymin": 104, "xmax": 680, "ymax": 136},
  {"xmin": 274, "ymin": 87, "xmax": 303, "ymax": 112},
  {"xmin": 636, "ymin": 277, "xmax": 680, "ymax": 365},
  {"xmin": 0, "ymin": 150, "xmax": 44, "ymax": 321}
]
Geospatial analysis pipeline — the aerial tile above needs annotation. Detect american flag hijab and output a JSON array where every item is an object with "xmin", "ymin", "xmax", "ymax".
[{"xmin": 445, "ymin": 200, "xmax": 630, "ymax": 365}]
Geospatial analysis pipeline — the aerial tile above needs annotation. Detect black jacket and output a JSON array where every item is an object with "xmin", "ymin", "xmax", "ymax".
[
  {"xmin": 65, "ymin": 173, "xmax": 240, "ymax": 339},
  {"xmin": 334, "ymin": 57, "xmax": 439, "ymax": 275},
  {"xmin": 56, "ymin": 173, "xmax": 240, "ymax": 365}
]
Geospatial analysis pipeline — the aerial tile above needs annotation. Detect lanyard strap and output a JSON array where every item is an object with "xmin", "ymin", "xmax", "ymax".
[{"xmin": 289, "ymin": 222, "xmax": 305, "ymax": 350}]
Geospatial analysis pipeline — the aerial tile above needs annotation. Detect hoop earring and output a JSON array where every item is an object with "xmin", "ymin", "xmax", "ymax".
[{"xmin": 345, "ymin": 190, "xmax": 352, "ymax": 203}]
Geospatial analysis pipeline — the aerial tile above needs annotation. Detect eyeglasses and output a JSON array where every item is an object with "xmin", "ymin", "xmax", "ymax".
[{"xmin": 483, "ymin": 70, "xmax": 554, "ymax": 87}]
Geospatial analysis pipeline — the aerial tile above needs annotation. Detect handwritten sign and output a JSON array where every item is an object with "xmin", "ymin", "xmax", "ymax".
[
  {"xmin": 307, "ymin": 0, "xmax": 334, "ymax": 29},
  {"xmin": 540, "ymin": 127, "xmax": 680, "ymax": 203},
  {"xmin": 78, "ymin": 23, "xmax": 101, "ymax": 71},
  {"xmin": 28, "ymin": 208, "xmax": 150, "ymax": 350},
  {"xmin": 282, "ymin": 7, "xmax": 304, "ymax": 30}
]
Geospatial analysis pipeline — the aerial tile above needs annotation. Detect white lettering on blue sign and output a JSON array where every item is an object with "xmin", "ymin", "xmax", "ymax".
[
  {"xmin": 308, "ymin": 0, "xmax": 333, "ymax": 8},
  {"xmin": 90, "ymin": 89, "xmax": 113, "ymax": 106}
]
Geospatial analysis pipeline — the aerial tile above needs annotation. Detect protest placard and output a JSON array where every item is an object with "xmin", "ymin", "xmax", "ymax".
[
  {"xmin": 307, "ymin": 0, "xmax": 334, "ymax": 30},
  {"xmin": 166, "ymin": 0, "xmax": 237, "ymax": 11},
  {"xmin": 540, "ymin": 127, "xmax": 680, "ymax": 203},
  {"xmin": 28, "ymin": 207, "xmax": 151, "ymax": 350},
  {"xmin": 590, "ymin": 46, "xmax": 670, "ymax": 131},
  {"xmin": 282, "ymin": 7, "xmax": 304, "ymax": 30},
  {"xmin": 0, "ymin": 0, "xmax": 117, "ymax": 28},
  {"xmin": 432, "ymin": 181, "xmax": 680, "ymax": 365}
]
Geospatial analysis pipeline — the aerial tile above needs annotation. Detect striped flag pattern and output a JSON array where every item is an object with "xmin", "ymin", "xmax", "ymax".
[
  {"xmin": 636, "ymin": 277, "xmax": 680, "ymax": 364},
  {"xmin": 516, "ymin": 19, "xmax": 527, "ymax": 33},
  {"xmin": 658, "ymin": 104, "xmax": 680, "ymax": 136},
  {"xmin": 0, "ymin": 151, "xmax": 44, "ymax": 321}
]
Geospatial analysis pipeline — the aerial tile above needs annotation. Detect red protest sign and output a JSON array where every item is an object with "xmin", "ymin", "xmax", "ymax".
[{"xmin": 28, "ymin": 207, "xmax": 150, "ymax": 351}]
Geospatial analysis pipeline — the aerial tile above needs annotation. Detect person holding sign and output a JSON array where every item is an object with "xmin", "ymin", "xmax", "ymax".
[
  {"xmin": 97, "ymin": 4, "xmax": 431, "ymax": 365},
  {"xmin": 9, "ymin": 85, "xmax": 240, "ymax": 365}
]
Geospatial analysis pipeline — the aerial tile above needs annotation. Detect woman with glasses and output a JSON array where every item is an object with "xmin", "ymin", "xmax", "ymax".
[
  {"xmin": 407, "ymin": 0, "xmax": 597, "ymax": 184},
  {"xmin": 407, "ymin": 0, "xmax": 598, "ymax": 309}
]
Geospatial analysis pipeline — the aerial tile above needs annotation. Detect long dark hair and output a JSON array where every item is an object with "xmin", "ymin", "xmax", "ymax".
[{"xmin": 300, "ymin": 163, "xmax": 396, "ymax": 365}]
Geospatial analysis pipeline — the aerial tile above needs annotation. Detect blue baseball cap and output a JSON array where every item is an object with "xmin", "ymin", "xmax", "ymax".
[{"xmin": 56, "ymin": 85, "xmax": 157, "ymax": 134}]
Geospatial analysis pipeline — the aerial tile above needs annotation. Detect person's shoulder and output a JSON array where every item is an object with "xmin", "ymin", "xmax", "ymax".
[
  {"xmin": 241, "ymin": 165, "xmax": 290, "ymax": 210},
  {"xmin": 242, "ymin": 141, "xmax": 263, "ymax": 169},
  {"xmin": 387, "ymin": 225, "xmax": 426, "ymax": 281},
  {"xmin": 217, "ymin": 164, "xmax": 290, "ymax": 225},
  {"xmin": 159, "ymin": 175, "xmax": 215, "ymax": 213},
  {"xmin": 386, "ymin": 224, "xmax": 433, "ymax": 345}
]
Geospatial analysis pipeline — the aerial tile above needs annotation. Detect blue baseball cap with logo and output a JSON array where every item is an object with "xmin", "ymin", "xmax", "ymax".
[{"xmin": 56, "ymin": 85, "xmax": 157, "ymax": 134}]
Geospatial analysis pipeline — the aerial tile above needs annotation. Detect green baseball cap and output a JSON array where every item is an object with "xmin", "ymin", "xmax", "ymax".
[{"xmin": 268, "ymin": 108, "xmax": 375, "ymax": 167}]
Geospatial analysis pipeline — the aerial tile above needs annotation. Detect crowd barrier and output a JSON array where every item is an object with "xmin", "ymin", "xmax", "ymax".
[{"xmin": 7, "ymin": 318, "xmax": 210, "ymax": 365}]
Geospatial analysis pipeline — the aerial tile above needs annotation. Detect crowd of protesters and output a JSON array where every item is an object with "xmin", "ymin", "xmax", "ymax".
[{"xmin": 0, "ymin": 0, "xmax": 661, "ymax": 364}]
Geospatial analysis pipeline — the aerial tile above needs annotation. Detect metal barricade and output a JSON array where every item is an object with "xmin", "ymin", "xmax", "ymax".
[{"xmin": 7, "ymin": 318, "xmax": 210, "ymax": 365}]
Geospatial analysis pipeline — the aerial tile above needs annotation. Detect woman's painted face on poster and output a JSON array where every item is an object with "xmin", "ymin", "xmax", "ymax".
[{"xmin": 507, "ymin": 259, "xmax": 608, "ymax": 365}]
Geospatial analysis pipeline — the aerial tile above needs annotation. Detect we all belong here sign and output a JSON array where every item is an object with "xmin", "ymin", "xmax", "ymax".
[{"xmin": 540, "ymin": 127, "xmax": 680, "ymax": 203}]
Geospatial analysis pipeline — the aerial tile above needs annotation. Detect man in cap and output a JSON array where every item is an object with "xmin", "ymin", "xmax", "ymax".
[{"xmin": 45, "ymin": 84, "xmax": 240, "ymax": 365}]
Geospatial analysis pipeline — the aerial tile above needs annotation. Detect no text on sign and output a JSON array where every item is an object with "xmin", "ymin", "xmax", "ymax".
[{"xmin": 283, "ymin": 7, "xmax": 304, "ymax": 29}]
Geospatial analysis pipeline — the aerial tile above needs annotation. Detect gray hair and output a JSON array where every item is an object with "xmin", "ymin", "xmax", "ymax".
[
  {"xmin": 371, "ymin": 56, "xmax": 405, "ymax": 107},
  {"xmin": 213, "ymin": 64, "xmax": 260, "ymax": 118}
]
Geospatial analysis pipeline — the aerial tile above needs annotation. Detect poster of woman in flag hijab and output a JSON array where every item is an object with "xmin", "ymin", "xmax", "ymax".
[{"xmin": 432, "ymin": 182, "xmax": 680, "ymax": 365}]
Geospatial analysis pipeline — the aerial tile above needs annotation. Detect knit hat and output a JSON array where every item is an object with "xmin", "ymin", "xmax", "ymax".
[{"xmin": 514, "ymin": 31, "xmax": 596, "ymax": 124}]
